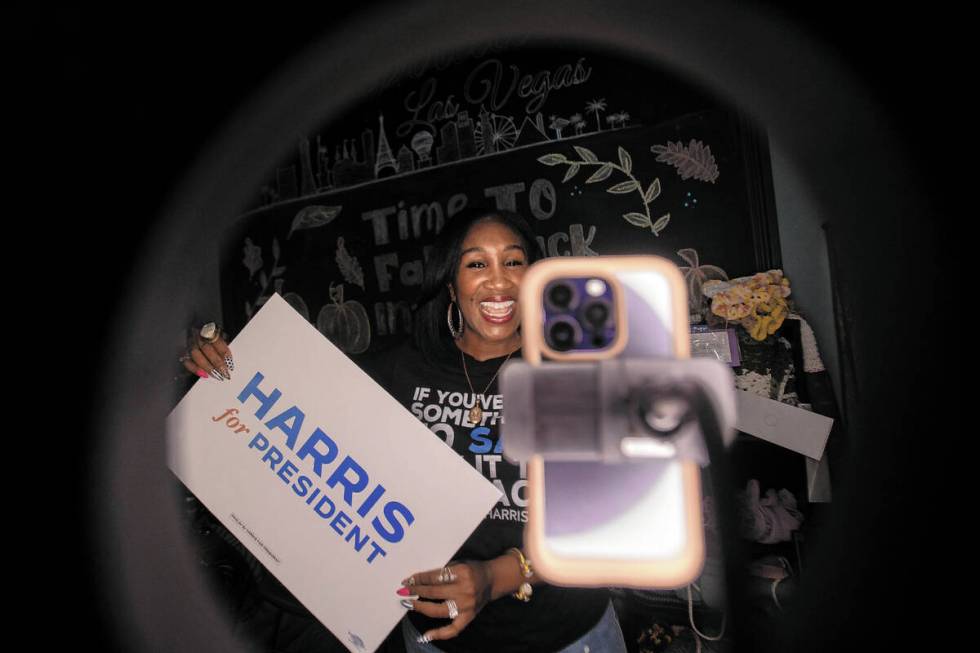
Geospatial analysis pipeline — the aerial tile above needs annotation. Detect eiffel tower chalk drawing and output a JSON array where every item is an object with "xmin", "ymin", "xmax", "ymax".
[{"xmin": 374, "ymin": 114, "xmax": 398, "ymax": 178}]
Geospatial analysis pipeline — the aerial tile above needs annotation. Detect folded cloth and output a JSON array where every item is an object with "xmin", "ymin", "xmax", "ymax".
[{"xmin": 736, "ymin": 479, "xmax": 804, "ymax": 544}]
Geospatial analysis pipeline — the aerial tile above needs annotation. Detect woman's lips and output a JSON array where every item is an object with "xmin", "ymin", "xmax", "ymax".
[{"xmin": 479, "ymin": 299, "xmax": 515, "ymax": 323}]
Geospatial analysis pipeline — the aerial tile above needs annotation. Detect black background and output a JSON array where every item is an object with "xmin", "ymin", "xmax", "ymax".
[{"xmin": 21, "ymin": 2, "xmax": 955, "ymax": 650}]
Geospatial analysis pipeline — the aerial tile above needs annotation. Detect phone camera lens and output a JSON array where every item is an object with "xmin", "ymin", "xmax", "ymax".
[
  {"xmin": 582, "ymin": 301, "xmax": 610, "ymax": 327},
  {"xmin": 548, "ymin": 320, "xmax": 577, "ymax": 351},
  {"xmin": 547, "ymin": 282, "xmax": 574, "ymax": 309}
]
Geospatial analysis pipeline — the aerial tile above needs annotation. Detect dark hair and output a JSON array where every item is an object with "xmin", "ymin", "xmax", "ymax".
[{"xmin": 413, "ymin": 206, "xmax": 543, "ymax": 359}]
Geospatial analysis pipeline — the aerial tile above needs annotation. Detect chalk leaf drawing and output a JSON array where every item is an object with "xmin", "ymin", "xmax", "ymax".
[
  {"xmin": 243, "ymin": 237, "xmax": 287, "ymax": 319},
  {"xmin": 336, "ymin": 237, "xmax": 365, "ymax": 290},
  {"xmin": 651, "ymin": 140, "xmax": 720, "ymax": 183},
  {"xmin": 243, "ymin": 238, "xmax": 263, "ymax": 279},
  {"xmin": 677, "ymin": 248, "xmax": 729, "ymax": 320},
  {"xmin": 317, "ymin": 283, "xmax": 371, "ymax": 354},
  {"xmin": 288, "ymin": 205, "xmax": 342, "ymax": 239},
  {"xmin": 539, "ymin": 145, "xmax": 670, "ymax": 236}
]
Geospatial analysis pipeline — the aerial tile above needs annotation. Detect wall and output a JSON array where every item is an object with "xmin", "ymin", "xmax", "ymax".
[{"xmin": 769, "ymin": 142, "xmax": 842, "ymax": 407}]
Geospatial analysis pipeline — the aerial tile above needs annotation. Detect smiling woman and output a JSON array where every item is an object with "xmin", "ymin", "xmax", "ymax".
[
  {"xmin": 359, "ymin": 207, "xmax": 630, "ymax": 652},
  {"xmin": 451, "ymin": 220, "xmax": 529, "ymax": 360},
  {"xmin": 412, "ymin": 208, "xmax": 542, "ymax": 363}
]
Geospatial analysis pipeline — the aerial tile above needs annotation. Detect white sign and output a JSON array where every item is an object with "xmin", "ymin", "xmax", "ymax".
[
  {"xmin": 167, "ymin": 294, "xmax": 502, "ymax": 653},
  {"xmin": 734, "ymin": 390, "xmax": 833, "ymax": 461}
]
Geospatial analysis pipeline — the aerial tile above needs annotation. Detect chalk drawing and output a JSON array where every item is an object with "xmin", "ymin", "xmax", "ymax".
[
  {"xmin": 336, "ymin": 237, "xmax": 366, "ymax": 290},
  {"xmin": 317, "ymin": 283, "xmax": 371, "ymax": 354},
  {"xmin": 474, "ymin": 111, "xmax": 518, "ymax": 154},
  {"xmin": 548, "ymin": 115, "xmax": 571, "ymax": 139},
  {"xmin": 651, "ymin": 139, "xmax": 720, "ymax": 183},
  {"xmin": 243, "ymin": 237, "xmax": 288, "ymax": 319},
  {"xmin": 374, "ymin": 114, "xmax": 399, "ymax": 177},
  {"xmin": 539, "ymin": 144, "xmax": 670, "ymax": 236},
  {"xmin": 676, "ymin": 248, "xmax": 729, "ymax": 321},
  {"xmin": 288, "ymin": 205, "xmax": 342, "ymax": 239},
  {"xmin": 513, "ymin": 114, "xmax": 549, "ymax": 147},
  {"xmin": 411, "ymin": 131, "xmax": 435, "ymax": 166},
  {"xmin": 585, "ymin": 99, "xmax": 607, "ymax": 132}
]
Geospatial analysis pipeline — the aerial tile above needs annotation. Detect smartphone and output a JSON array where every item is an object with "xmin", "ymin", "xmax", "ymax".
[{"xmin": 504, "ymin": 256, "xmax": 705, "ymax": 589}]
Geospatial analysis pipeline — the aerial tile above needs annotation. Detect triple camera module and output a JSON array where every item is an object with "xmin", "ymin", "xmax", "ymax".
[{"xmin": 544, "ymin": 277, "xmax": 617, "ymax": 352}]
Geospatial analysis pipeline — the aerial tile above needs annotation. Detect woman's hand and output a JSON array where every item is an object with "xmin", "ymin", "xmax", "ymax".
[
  {"xmin": 400, "ymin": 561, "xmax": 495, "ymax": 644},
  {"xmin": 180, "ymin": 323, "xmax": 234, "ymax": 381}
]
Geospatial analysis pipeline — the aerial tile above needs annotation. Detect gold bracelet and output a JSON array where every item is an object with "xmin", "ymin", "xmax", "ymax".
[{"xmin": 507, "ymin": 547, "xmax": 533, "ymax": 602}]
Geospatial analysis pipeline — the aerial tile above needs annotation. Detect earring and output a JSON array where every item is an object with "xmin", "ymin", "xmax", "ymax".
[{"xmin": 447, "ymin": 301, "xmax": 464, "ymax": 339}]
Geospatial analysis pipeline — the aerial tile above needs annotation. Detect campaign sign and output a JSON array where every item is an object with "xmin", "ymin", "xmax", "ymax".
[{"xmin": 167, "ymin": 294, "xmax": 502, "ymax": 652}]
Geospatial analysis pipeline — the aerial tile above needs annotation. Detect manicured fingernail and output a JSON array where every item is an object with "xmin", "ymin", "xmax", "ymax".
[
  {"xmin": 417, "ymin": 634, "xmax": 431, "ymax": 644},
  {"xmin": 209, "ymin": 369, "xmax": 224, "ymax": 382},
  {"xmin": 402, "ymin": 576, "xmax": 416, "ymax": 586},
  {"xmin": 397, "ymin": 587, "xmax": 413, "ymax": 596},
  {"xmin": 225, "ymin": 354, "xmax": 235, "ymax": 372},
  {"xmin": 220, "ymin": 367, "xmax": 231, "ymax": 380},
  {"xmin": 400, "ymin": 599, "xmax": 415, "ymax": 610},
  {"xmin": 196, "ymin": 370, "xmax": 209, "ymax": 379}
]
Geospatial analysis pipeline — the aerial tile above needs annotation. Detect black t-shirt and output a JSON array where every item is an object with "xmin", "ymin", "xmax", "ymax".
[{"xmin": 367, "ymin": 341, "xmax": 609, "ymax": 653}]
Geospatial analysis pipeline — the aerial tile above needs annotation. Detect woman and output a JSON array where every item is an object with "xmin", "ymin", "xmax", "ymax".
[{"xmin": 183, "ymin": 207, "xmax": 628, "ymax": 653}]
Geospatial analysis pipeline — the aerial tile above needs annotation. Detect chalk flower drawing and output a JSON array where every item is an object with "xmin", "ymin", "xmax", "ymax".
[
  {"xmin": 539, "ymin": 145, "xmax": 671, "ymax": 236},
  {"xmin": 288, "ymin": 205, "xmax": 342, "ymax": 239},
  {"xmin": 336, "ymin": 237, "xmax": 365, "ymax": 290},
  {"xmin": 651, "ymin": 139, "xmax": 720, "ymax": 183},
  {"xmin": 244, "ymin": 236, "xmax": 287, "ymax": 319}
]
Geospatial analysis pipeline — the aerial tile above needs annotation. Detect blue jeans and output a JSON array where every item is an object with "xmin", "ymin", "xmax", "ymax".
[{"xmin": 401, "ymin": 600, "xmax": 627, "ymax": 653}]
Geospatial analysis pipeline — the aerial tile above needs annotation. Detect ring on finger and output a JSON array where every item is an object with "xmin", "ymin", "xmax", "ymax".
[
  {"xmin": 438, "ymin": 567, "xmax": 456, "ymax": 584},
  {"xmin": 199, "ymin": 322, "xmax": 221, "ymax": 344},
  {"xmin": 445, "ymin": 599, "xmax": 459, "ymax": 620}
]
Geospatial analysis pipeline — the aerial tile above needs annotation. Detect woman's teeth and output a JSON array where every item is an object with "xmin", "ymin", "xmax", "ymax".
[{"xmin": 480, "ymin": 300, "xmax": 515, "ymax": 316}]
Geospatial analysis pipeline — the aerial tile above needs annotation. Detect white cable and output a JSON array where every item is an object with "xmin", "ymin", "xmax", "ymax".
[
  {"xmin": 686, "ymin": 584, "xmax": 726, "ymax": 642},
  {"xmin": 770, "ymin": 577, "xmax": 784, "ymax": 611},
  {"xmin": 770, "ymin": 556, "xmax": 793, "ymax": 611}
]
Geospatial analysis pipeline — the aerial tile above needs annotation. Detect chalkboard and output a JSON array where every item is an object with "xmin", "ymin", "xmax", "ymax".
[{"xmin": 220, "ymin": 45, "xmax": 778, "ymax": 356}]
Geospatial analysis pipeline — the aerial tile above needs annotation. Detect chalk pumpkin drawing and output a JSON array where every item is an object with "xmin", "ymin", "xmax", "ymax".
[
  {"xmin": 651, "ymin": 139, "xmax": 720, "ymax": 183},
  {"xmin": 539, "ymin": 144, "xmax": 670, "ymax": 235},
  {"xmin": 317, "ymin": 283, "xmax": 371, "ymax": 354}
]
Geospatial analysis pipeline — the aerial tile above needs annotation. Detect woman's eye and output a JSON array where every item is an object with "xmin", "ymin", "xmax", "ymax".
[
  {"xmin": 467, "ymin": 261, "xmax": 486, "ymax": 269},
  {"xmin": 506, "ymin": 259, "xmax": 526, "ymax": 267}
]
